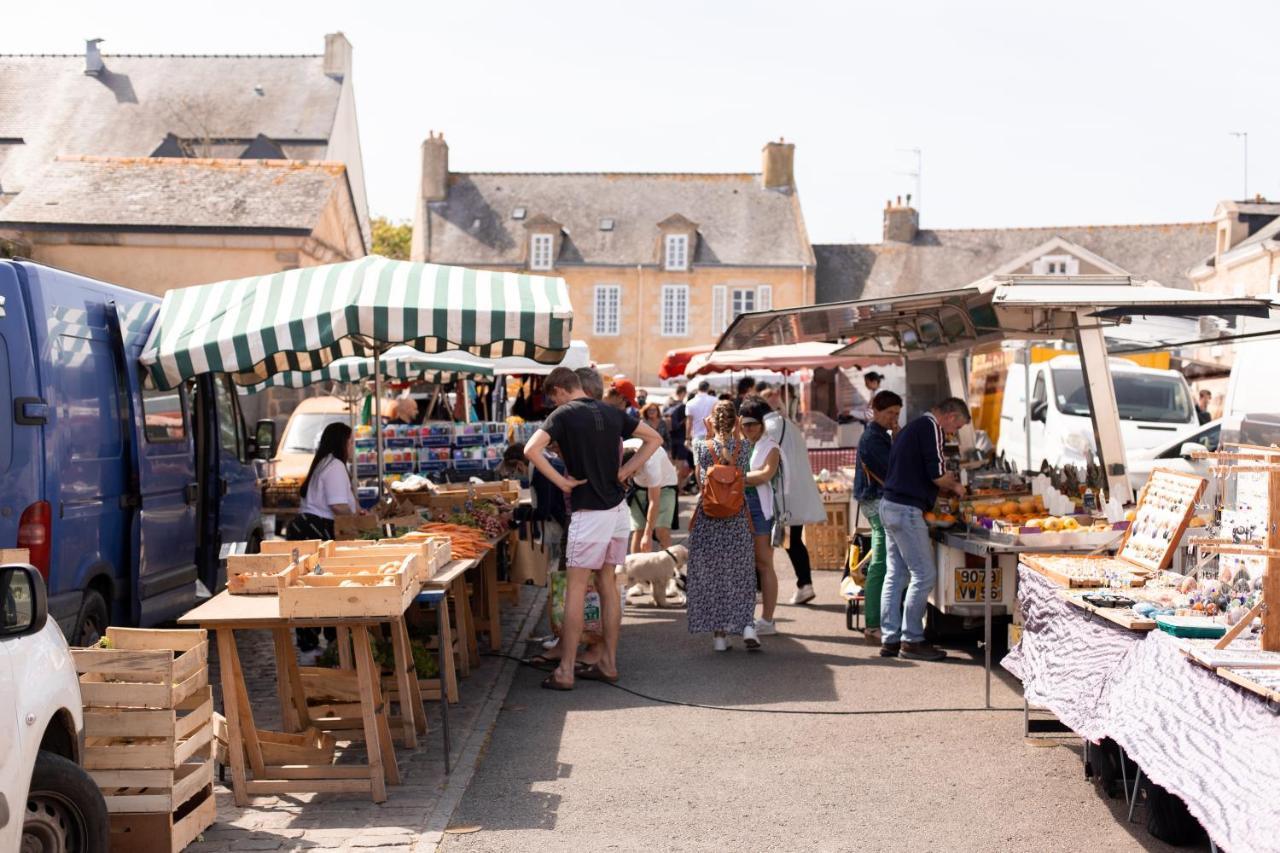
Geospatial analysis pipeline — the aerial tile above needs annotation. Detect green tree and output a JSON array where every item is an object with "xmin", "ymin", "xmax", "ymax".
[{"xmin": 371, "ymin": 216, "xmax": 412, "ymax": 260}]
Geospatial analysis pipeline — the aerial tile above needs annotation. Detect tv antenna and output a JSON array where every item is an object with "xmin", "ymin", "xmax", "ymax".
[
  {"xmin": 1228, "ymin": 131, "xmax": 1248, "ymax": 199},
  {"xmin": 896, "ymin": 147, "xmax": 923, "ymax": 213}
]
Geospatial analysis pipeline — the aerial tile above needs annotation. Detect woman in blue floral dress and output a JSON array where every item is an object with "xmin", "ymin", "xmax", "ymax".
[{"xmin": 686, "ymin": 400, "xmax": 760, "ymax": 651}]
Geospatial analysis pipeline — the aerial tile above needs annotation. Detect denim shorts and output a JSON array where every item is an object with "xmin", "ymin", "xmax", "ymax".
[{"xmin": 745, "ymin": 488, "xmax": 772, "ymax": 536}]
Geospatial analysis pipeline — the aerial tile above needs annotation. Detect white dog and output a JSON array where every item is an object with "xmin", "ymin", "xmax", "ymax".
[{"xmin": 622, "ymin": 544, "xmax": 687, "ymax": 607}]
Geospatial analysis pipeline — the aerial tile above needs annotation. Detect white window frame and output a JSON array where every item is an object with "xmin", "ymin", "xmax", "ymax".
[
  {"xmin": 1032, "ymin": 254, "xmax": 1078, "ymax": 276},
  {"xmin": 731, "ymin": 287, "xmax": 756, "ymax": 319},
  {"xmin": 757, "ymin": 284, "xmax": 772, "ymax": 312},
  {"xmin": 660, "ymin": 284, "xmax": 689, "ymax": 337},
  {"xmin": 664, "ymin": 234, "xmax": 689, "ymax": 272},
  {"xmin": 712, "ymin": 285, "xmax": 727, "ymax": 335},
  {"xmin": 530, "ymin": 233, "xmax": 554, "ymax": 271},
  {"xmin": 593, "ymin": 284, "xmax": 621, "ymax": 336}
]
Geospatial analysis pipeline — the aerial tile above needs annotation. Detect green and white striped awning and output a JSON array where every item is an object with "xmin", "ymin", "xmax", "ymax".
[
  {"xmin": 139, "ymin": 256, "xmax": 573, "ymax": 390},
  {"xmin": 245, "ymin": 349, "xmax": 494, "ymax": 392}
]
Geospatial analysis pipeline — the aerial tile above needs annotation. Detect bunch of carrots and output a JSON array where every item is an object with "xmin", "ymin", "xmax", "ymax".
[{"xmin": 409, "ymin": 523, "xmax": 492, "ymax": 559}]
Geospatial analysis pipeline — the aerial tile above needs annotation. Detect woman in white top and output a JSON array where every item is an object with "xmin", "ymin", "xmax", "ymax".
[
  {"xmin": 289, "ymin": 422, "xmax": 361, "ymax": 541},
  {"xmin": 740, "ymin": 397, "xmax": 783, "ymax": 636}
]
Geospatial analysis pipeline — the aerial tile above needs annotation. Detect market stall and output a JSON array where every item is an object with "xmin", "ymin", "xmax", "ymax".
[{"xmin": 713, "ymin": 274, "xmax": 1280, "ymax": 703}]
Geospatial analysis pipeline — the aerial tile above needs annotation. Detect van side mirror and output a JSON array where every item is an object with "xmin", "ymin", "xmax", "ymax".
[
  {"xmin": 0, "ymin": 564, "xmax": 48, "ymax": 637},
  {"xmin": 255, "ymin": 420, "xmax": 278, "ymax": 460},
  {"xmin": 1030, "ymin": 401, "xmax": 1048, "ymax": 423},
  {"xmin": 1179, "ymin": 442, "xmax": 1205, "ymax": 460}
]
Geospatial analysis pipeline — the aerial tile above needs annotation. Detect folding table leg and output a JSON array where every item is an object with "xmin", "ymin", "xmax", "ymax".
[
  {"xmin": 389, "ymin": 616, "xmax": 424, "ymax": 745},
  {"xmin": 215, "ymin": 629, "xmax": 251, "ymax": 807},
  {"xmin": 271, "ymin": 628, "xmax": 310, "ymax": 732},
  {"xmin": 349, "ymin": 625, "xmax": 390, "ymax": 802},
  {"xmin": 437, "ymin": 596, "xmax": 452, "ymax": 774}
]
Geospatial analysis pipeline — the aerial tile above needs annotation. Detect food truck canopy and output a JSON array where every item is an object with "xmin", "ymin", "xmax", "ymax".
[
  {"xmin": 684, "ymin": 341, "xmax": 893, "ymax": 378},
  {"xmin": 717, "ymin": 275, "xmax": 1279, "ymax": 359}
]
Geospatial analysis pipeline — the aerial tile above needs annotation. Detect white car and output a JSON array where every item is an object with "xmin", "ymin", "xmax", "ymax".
[
  {"xmin": 1126, "ymin": 419, "xmax": 1220, "ymax": 492},
  {"xmin": 1, "ymin": 562, "xmax": 108, "ymax": 852}
]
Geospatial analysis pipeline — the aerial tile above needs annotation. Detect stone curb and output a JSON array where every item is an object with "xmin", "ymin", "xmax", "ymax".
[{"xmin": 414, "ymin": 586, "xmax": 547, "ymax": 852}]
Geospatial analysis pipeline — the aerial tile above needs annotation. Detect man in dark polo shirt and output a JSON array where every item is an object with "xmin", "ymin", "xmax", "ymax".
[{"xmin": 878, "ymin": 397, "xmax": 970, "ymax": 661}]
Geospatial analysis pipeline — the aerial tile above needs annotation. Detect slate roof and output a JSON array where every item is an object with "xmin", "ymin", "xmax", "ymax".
[
  {"xmin": 0, "ymin": 53, "xmax": 340, "ymax": 199},
  {"xmin": 814, "ymin": 222, "xmax": 1216, "ymax": 303},
  {"xmin": 0, "ymin": 156, "xmax": 350, "ymax": 232},
  {"xmin": 421, "ymin": 172, "xmax": 813, "ymax": 268}
]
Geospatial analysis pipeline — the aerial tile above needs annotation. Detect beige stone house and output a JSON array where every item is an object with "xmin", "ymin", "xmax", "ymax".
[
  {"xmin": 411, "ymin": 135, "xmax": 815, "ymax": 385},
  {"xmin": 0, "ymin": 33, "xmax": 369, "ymax": 295}
]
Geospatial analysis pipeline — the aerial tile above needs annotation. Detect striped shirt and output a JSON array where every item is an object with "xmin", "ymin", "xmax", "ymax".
[{"xmin": 883, "ymin": 412, "xmax": 947, "ymax": 512}]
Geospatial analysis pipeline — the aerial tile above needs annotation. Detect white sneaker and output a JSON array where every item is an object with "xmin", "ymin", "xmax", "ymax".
[
  {"xmin": 714, "ymin": 635, "xmax": 729, "ymax": 652},
  {"xmin": 742, "ymin": 624, "xmax": 761, "ymax": 650},
  {"xmin": 755, "ymin": 619, "xmax": 777, "ymax": 636},
  {"xmin": 541, "ymin": 636, "xmax": 560, "ymax": 651},
  {"xmin": 789, "ymin": 585, "xmax": 816, "ymax": 605}
]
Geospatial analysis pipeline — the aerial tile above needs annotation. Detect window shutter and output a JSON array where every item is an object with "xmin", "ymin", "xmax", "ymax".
[
  {"xmin": 712, "ymin": 285, "xmax": 726, "ymax": 335},
  {"xmin": 758, "ymin": 284, "xmax": 772, "ymax": 311}
]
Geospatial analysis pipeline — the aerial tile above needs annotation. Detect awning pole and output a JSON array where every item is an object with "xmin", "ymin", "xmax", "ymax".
[
  {"xmin": 374, "ymin": 345, "xmax": 385, "ymax": 500},
  {"xmin": 1024, "ymin": 345, "xmax": 1033, "ymax": 474},
  {"xmin": 1073, "ymin": 314, "xmax": 1133, "ymax": 504}
]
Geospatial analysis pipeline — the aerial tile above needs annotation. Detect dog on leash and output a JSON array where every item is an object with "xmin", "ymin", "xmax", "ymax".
[{"xmin": 622, "ymin": 544, "xmax": 687, "ymax": 607}]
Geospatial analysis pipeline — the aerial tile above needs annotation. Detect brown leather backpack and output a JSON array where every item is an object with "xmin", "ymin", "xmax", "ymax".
[{"xmin": 701, "ymin": 439, "xmax": 745, "ymax": 518}]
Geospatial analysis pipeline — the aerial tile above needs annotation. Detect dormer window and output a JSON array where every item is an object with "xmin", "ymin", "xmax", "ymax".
[
  {"xmin": 530, "ymin": 233, "xmax": 554, "ymax": 271},
  {"xmin": 665, "ymin": 234, "xmax": 689, "ymax": 271},
  {"xmin": 1032, "ymin": 254, "xmax": 1079, "ymax": 276}
]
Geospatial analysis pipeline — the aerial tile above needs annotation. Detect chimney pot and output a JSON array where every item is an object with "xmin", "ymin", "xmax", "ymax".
[
  {"xmin": 84, "ymin": 38, "xmax": 105, "ymax": 76},
  {"xmin": 761, "ymin": 139, "xmax": 796, "ymax": 191},
  {"xmin": 421, "ymin": 134, "xmax": 450, "ymax": 203}
]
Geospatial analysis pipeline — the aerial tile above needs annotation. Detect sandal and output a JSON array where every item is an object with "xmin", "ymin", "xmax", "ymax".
[
  {"xmin": 540, "ymin": 673, "xmax": 574, "ymax": 691},
  {"xmin": 575, "ymin": 663, "xmax": 619, "ymax": 684},
  {"xmin": 524, "ymin": 654, "xmax": 559, "ymax": 671}
]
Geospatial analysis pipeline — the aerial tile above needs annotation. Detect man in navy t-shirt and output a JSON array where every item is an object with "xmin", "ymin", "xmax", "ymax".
[{"xmin": 877, "ymin": 397, "xmax": 970, "ymax": 661}]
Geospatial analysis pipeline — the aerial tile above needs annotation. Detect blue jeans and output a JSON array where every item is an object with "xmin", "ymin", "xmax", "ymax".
[{"xmin": 878, "ymin": 499, "xmax": 936, "ymax": 644}]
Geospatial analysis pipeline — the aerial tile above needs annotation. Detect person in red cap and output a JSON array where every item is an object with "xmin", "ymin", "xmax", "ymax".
[{"xmin": 611, "ymin": 379, "xmax": 640, "ymax": 418}]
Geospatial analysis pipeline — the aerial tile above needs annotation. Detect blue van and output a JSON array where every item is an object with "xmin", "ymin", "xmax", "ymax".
[{"xmin": 0, "ymin": 260, "xmax": 264, "ymax": 644}]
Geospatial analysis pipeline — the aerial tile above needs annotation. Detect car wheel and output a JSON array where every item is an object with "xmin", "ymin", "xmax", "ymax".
[
  {"xmin": 24, "ymin": 750, "xmax": 109, "ymax": 853},
  {"xmin": 74, "ymin": 589, "xmax": 109, "ymax": 648}
]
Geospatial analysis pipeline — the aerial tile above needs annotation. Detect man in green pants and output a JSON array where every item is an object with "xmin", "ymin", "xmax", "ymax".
[{"xmin": 852, "ymin": 390, "xmax": 903, "ymax": 644}]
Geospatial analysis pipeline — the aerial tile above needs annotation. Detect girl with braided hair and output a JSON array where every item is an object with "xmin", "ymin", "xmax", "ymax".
[{"xmin": 686, "ymin": 400, "xmax": 760, "ymax": 652}]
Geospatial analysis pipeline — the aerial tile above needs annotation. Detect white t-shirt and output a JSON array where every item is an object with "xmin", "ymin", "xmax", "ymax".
[
  {"xmin": 749, "ymin": 436, "xmax": 782, "ymax": 521},
  {"xmin": 634, "ymin": 447, "xmax": 679, "ymax": 489},
  {"xmin": 686, "ymin": 393, "xmax": 718, "ymax": 440},
  {"xmin": 299, "ymin": 456, "xmax": 357, "ymax": 520}
]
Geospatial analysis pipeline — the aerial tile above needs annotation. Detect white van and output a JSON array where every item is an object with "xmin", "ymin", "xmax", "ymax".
[
  {"xmin": 1222, "ymin": 338, "xmax": 1280, "ymax": 447},
  {"xmin": 996, "ymin": 355, "xmax": 1198, "ymax": 472}
]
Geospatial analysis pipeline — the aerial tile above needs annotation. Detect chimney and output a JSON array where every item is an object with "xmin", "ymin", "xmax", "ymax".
[
  {"xmin": 761, "ymin": 138, "xmax": 795, "ymax": 191},
  {"xmin": 421, "ymin": 132, "xmax": 450, "ymax": 203},
  {"xmin": 84, "ymin": 38, "xmax": 105, "ymax": 76},
  {"xmin": 323, "ymin": 32, "xmax": 353, "ymax": 81},
  {"xmin": 883, "ymin": 196, "xmax": 919, "ymax": 243}
]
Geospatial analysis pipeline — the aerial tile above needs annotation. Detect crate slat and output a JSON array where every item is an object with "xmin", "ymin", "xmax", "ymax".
[{"xmin": 107, "ymin": 783, "xmax": 216, "ymax": 853}]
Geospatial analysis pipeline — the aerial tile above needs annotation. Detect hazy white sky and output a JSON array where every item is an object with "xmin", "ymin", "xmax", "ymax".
[{"xmin": 6, "ymin": 1, "xmax": 1277, "ymax": 243}]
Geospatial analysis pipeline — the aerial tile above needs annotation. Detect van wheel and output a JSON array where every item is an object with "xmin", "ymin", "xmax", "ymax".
[
  {"xmin": 74, "ymin": 590, "xmax": 109, "ymax": 648},
  {"xmin": 24, "ymin": 750, "xmax": 109, "ymax": 853}
]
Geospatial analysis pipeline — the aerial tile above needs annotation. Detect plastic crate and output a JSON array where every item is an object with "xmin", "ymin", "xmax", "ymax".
[
  {"xmin": 420, "ymin": 434, "xmax": 451, "ymax": 448},
  {"xmin": 454, "ymin": 435, "xmax": 486, "ymax": 448},
  {"xmin": 453, "ymin": 459, "xmax": 486, "ymax": 473}
]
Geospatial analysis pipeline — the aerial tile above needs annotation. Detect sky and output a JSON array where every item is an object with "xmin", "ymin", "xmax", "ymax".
[{"xmin": 5, "ymin": 0, "xmax": 1278, "ymax": 244}]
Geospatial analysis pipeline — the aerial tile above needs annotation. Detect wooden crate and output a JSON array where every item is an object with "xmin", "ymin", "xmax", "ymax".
[
  {"xmin": 280, "ymin": 553, "xmax": 421, "ymax": 619},
  {"xmin": 83, "ymin": 686, "xmax": 215, "ymax": 772},
  {"xmin": 73, "ymin": 628, "xmax": 208, "ymax": 710},
  {"xmin": 403, "ymin": 479, "xmax": 519, "ymax": 509},
  {"xmin": 326, "ymin": 537, "xmax": 450, "ymax": 581},
  {"xmin": 108, "ymin": 782, "xmax": 216, "ymax": 853},
  {"xmin": 226, "ymin": 553, "xmax": 313, "ymax": 594},
  {"xmin": 259, "ymin": 539, "xmax": 323, "ymax": 556},
  {"xmin": 91, "ymin": 740, "xmax": 215, "ymax": 814}
]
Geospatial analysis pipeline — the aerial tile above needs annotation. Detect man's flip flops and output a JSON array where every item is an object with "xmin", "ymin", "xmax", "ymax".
[
  {"xmin": 575, "ymin": 663, "xmax": 619, "ymax": 684},
  {"xmin": 541, "ymin": 673, "xmax": 574, "ymax": 691},
  {"xmin": 524, "ymin": 654, "xmax": 557, "ymax": 672}
]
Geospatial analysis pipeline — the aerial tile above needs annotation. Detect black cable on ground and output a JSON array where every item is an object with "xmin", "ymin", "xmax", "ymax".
[{"xmin": 482, "ymin": 652, "xmax": 1021, "ymax": 716}]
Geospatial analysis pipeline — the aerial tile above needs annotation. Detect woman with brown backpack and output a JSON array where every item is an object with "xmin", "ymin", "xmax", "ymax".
[{"xmin": 686, "ymin": 400, "xmax": 760, "ymax": 652}]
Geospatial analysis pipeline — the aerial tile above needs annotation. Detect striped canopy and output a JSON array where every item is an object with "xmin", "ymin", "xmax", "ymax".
[
  {"xmin": 245, "ymin": 348, "xmax": 494, "ymax": 392},
  {"xmin": 139, "ymin": 256, "xmax": 573, "ymax": 390}
]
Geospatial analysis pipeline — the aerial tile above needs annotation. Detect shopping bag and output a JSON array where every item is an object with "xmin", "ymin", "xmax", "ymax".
[
  {"xmin": 511, "ymin": 522, "xmax": 549, "ymax": 586},
  {"xmin": 548, "ymin": 571, "xmax": 603, "ymax": 641}
]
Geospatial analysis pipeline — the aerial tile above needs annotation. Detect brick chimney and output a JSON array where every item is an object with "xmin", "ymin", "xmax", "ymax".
[
  {"xmin": 421, "ymin": 132, "xmax": 450, "ymax": 203},
  {"xmin": 762, "ymin": 138, "xmax": 795, "ymax": 191},
  {"xmin": 323, "ymin": 32, "xmax": 353, "ymax": 81},
  {"xmin": 883, "ymin": 196, "xmax": 919, "ymax": 243},
  {"xmin": 84, "ymin": 38, "xmax": 105, "ymax": 76}
]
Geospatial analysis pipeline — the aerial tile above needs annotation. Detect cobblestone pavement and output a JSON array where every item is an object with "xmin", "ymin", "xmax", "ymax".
[{"xmin": 188, "ymin": 583, "xmax": 545, "ymax": 853}]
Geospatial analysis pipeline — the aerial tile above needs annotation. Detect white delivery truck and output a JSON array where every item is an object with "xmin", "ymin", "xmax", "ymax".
[{"xmin": 996, "ymin": 355, "xmax": 1199, "ymax": 472}]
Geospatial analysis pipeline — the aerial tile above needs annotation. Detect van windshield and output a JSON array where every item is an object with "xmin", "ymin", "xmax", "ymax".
[
  {"xmin": 283, "ymin": 413, "xmax": 351, "ymax": 453},
  {"xmin": 1051, "ymin": 368, "xmax": 1193, "ymax": 424}
]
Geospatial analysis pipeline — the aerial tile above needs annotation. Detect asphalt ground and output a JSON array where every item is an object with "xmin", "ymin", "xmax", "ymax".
[{"xmin": 438, "ymin": 570, "xmax": 1187, "ymax": 852}]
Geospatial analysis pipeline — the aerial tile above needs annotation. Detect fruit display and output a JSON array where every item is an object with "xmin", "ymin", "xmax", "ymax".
[{"xmin": 965, "ymin": 494, "xmax": 1046, "ymax": 526}]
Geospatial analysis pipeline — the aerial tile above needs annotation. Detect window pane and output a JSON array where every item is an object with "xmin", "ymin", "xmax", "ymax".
[
  {"xmin": 213, "ymin": 377, "xmax": 242, "ymax": 459},
  {"xmin": 58, "ymin": 335, "xmax": 123, "ymax": 462},
  {"xmin": 142, "ymin": 386, "xmax": 187, "ymax": 442},
  {"xmin": 1051, "ymin": 368, "xmax": 1194, "ymax": 423}
]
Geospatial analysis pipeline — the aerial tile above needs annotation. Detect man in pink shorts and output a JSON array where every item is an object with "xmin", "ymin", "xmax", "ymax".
[{"xmin": 525, "ymin": 367, "xmax": 663, "ymax": 690}]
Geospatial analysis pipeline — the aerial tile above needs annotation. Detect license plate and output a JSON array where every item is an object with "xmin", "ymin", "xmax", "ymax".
[{"xmin": 955, "ymin": 567, "xmax": 1002, "ymax": 603}]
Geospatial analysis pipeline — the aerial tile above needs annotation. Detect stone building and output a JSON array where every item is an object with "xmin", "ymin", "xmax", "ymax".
[
  {"xmin": 0, "ymin": 33, "xmax": 369, "ymax": 295},
  {"xmin": 411, "ymin": 135, "xmax": 814, "ymax": 385}
]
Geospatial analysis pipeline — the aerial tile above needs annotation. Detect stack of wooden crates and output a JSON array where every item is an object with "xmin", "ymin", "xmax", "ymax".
[
  {"xmin": 72, "ymin": 627, "xmax": 217, "ymax": 853},
  {"xmin": 805, "ymin": 496, "xmax": 851, "ymax": 570}
]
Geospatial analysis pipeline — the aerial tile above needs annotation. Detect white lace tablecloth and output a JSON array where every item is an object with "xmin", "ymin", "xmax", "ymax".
[{"xmin": 1004, "ymin": 565, "xmax": 1280, "ymax": 852}]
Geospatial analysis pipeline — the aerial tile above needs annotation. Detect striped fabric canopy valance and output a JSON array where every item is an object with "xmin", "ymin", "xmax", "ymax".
[
  {"xmin": 139, "ymin": 255, "xmax": 573, "ymax": 390},
  {"xmin": 244, "ymin": 349, "xmax": 494, "ymax": 393}
]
